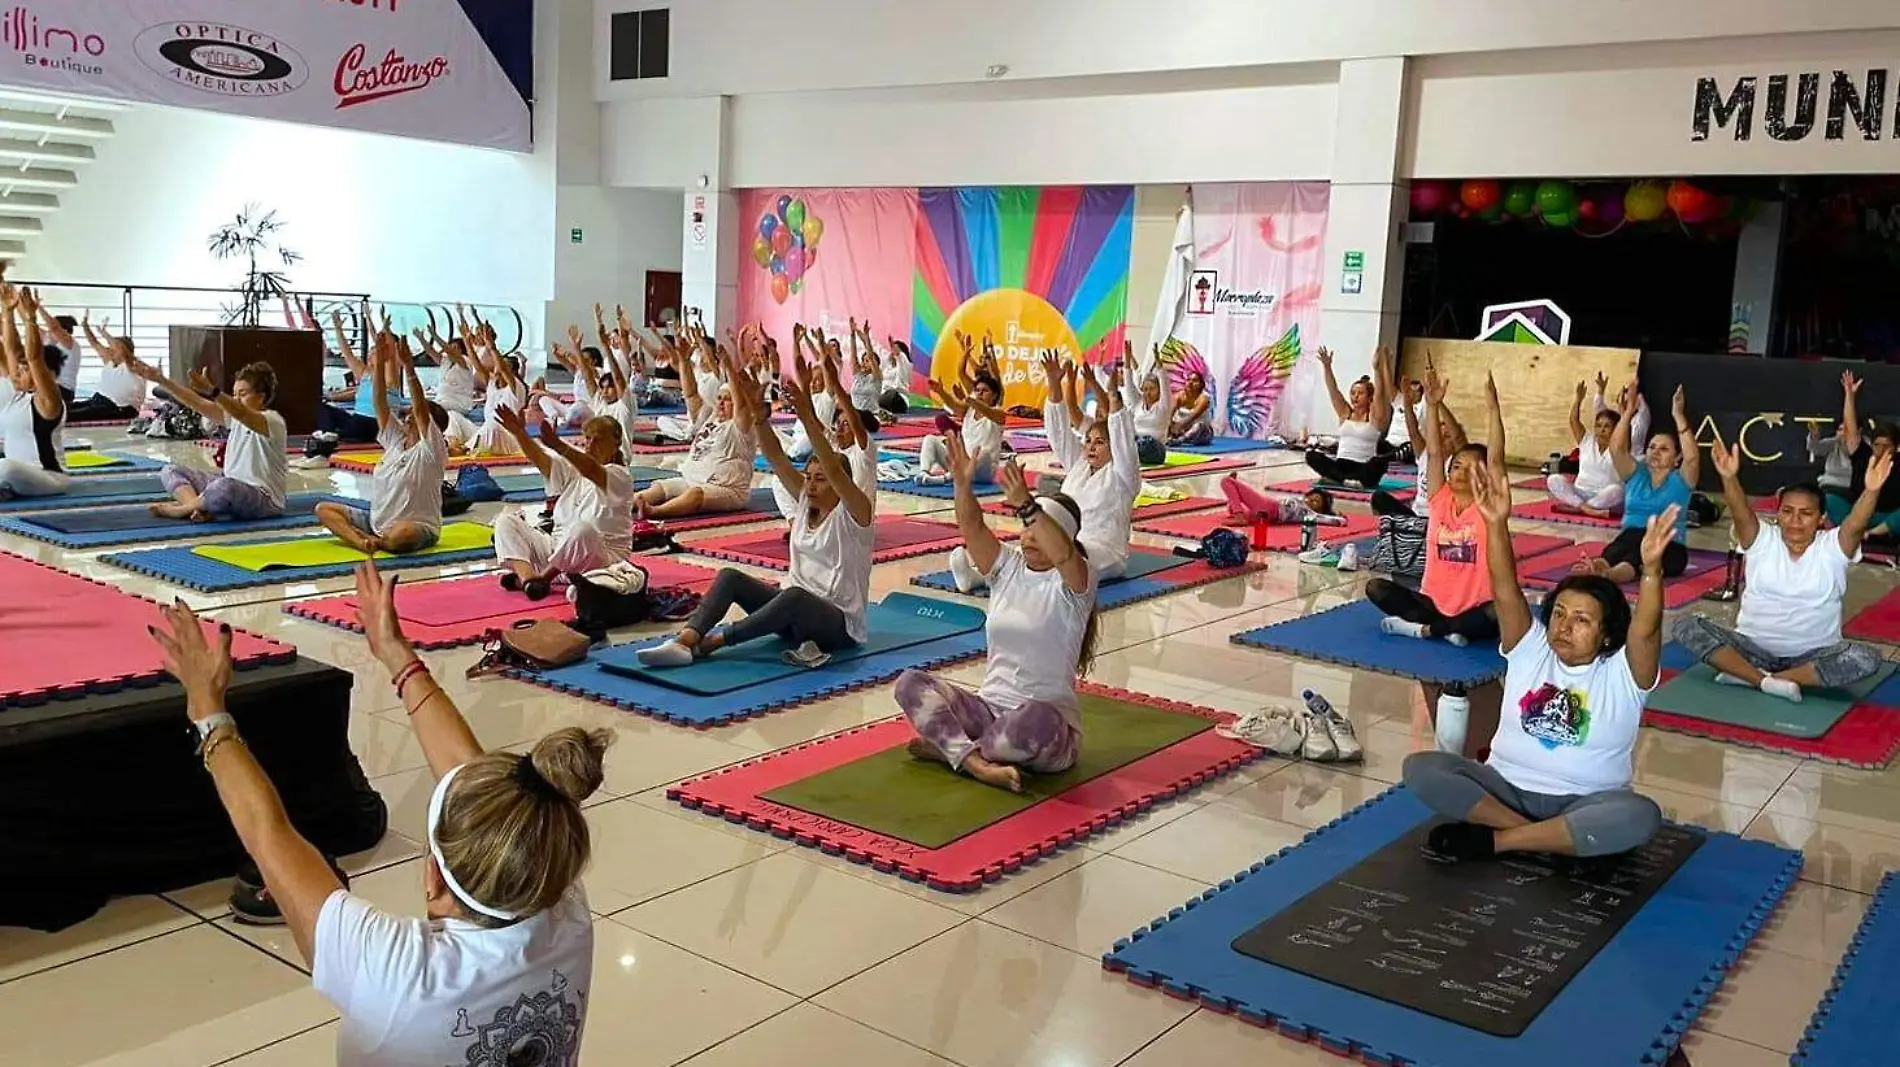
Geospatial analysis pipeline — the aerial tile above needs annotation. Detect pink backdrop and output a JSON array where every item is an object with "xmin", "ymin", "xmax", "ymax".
[{"xmin": 735, "ymin": 188, "xmax": 919, "ymax": 369}]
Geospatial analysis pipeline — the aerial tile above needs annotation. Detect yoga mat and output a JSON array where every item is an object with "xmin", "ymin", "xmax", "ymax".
[
  {"xmin": 874, "ymin": 422, "xmax": 933, "ymax": 440},
  {"xmin": 192, "ymin": 521, "xmax": 494, "ymax": 572},
  {"xmin": 1172, "ymin": 435, "xmax": 1276, "ymax": 456},
  {"xmin": 0, "ymin": 493, "xmax": 364, "ymax": 549},
  {"xmin": 1231, "ymin": 599, "xmax": 1507, "ymax": 685},
  {"xmin": 492, "ymin": 465, "xmax": 675, "ymax": 502},
  {"xmin": 654, "ymin": 487, "xmax": 784, "ymax": 532},
  {"xmin": 329, "ymin": 450, "xmax": 533, "ymax": 473},
  {"xmin": 597, "ymin": 592, "xmax": 985, "ymax": 695},
  {"xmin": 105, "ymin": 530, "xmax": 499, "ymax": 592},
  {"xmin": 984, "ymin": 492, "xmax": 1221, "ymax": 521},
  {"xmin": 0, "ymin": 473, "xmax": 169, "ymax": 513},
  {"xmin": 1639, "ymin": 644, "xmax": 1900, "ymax": 767},
  {"xmin": 1523, "ymin": 547, "xmax": 1730, "ymax": 607},
  {"xmin": 684, "ymin": 516, "xmax": 987, "ymax": 570},
  {"xmin": 1103, "ymin": 786, "xmax": 1802, "ymax": 1067},
  {"xmin": 1134, "ymin": 509, "xmax": 1379, "ymax": 550},
  {"xmin": 1844, "ymin": 588, "xmax": 1900, "ymax": 643},
  {"xmin": 670, "ymin": 684, "xmax": 1265, "ymax": 889},
  {"xmin": 1272, "ymin": 475, "xmax": 1415, "ymax": 498},
  {"xmin": 1515, "ymin": 498, "xmax": 1624, "ymax": 528},
  {"xmin": 0, "ymin": 551, "xmax": 294, "ymax": 705},
  {"xmin": 61, "ymin": 450, "xmax": 165, "ymax": 473},
  {"xmin": 1233, "ymin": 820, "xmax": 1703, "ymax": 1037},
  {"xmin": 1646, "ymin": 661, "xmax": 1897, "ymax": 739},
  {"xmin": 883, "ymin": 477, "xmax": 1004, "ymax": 500},
  {"xmin": 912, "ymin": 547, "xmax": 1188, "ymax": 597},
  {"xmin": 763, "ymin": 692, "xmax": 1214, "ymax": 849},
  {"xmin": 1794, "ymin": 871, "xmax": 1900, "ymax": 1067}
]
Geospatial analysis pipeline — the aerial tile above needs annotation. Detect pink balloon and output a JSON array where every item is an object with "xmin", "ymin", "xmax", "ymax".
[
  {"xmin": 1410, "ymin": 181, "xmax": 1452, "ymax": 215},
  {"xmin": 783, "ymin": 246, "xmax": 806, "ymax": 282}
]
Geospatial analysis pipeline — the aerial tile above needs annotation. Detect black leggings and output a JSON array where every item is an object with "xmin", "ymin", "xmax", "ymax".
[
  {"xmin": 688, "ymin": 568, "xmax": 857, "ymax": 652},
  {"xmin": 1599, "ymin": 527, "xmax": 1688, "ymax": 577},
  {"xmin": 317, "ymin": 404, "xmax": 379, "ymax": 443},
  {"xmin": 1306, "ymin": 449, "xmax": 1392, "ymax": 486},
  {"xmin": 1366, "ymin": 577, "xmax": 1500, "ymax": 642},
  {"xmin": 1371, "ymin": 490, "xmax": 1414, "ymax": 517},
  {"xmin": 67, "ymin": 393, "xmax": 139, "ymax": 421}
]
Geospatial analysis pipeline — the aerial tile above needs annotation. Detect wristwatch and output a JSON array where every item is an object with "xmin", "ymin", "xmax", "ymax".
[
  {"xmin": 191, "ymin": 712, "xmax": 236, "ymax": 752},
  {"xmin": 1014, "ymin": 499, "xmax": 1040, "ymax": 522}
]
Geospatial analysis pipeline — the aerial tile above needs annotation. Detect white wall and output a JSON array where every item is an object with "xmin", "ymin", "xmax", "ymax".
[{"xmin": 549, "ymin": 185, "xmax": 682, "ymax": 339}]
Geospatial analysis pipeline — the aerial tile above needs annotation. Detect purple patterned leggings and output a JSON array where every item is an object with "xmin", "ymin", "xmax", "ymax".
[
  {"xmin": 894, "ymin": 670, "xmax": 1080, "ymax": 774},
  {"xmin": 159, "ymin": 465, "xmax": 282, "ymax": 521}
]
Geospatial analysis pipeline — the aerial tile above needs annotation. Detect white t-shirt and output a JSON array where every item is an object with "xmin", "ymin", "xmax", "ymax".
[
  {"xmin": 680, "ymin": 418, "xmax": 754, "ymax": 491},
  {"xmin": 963, "ymin": 412, "xmax": 1004, "ymax": 459},
  {"xmin": 599, "ymin": 393, "xmax": 639, "ymax": 456},
  {"xmin": 222, "ymin": 408, "xmax": 288, "ymax": 509},
  {"xmin": 1049, "ymin": 404, "xmax": 1141, "ymax": 571},
  {"xmin": 881, "ymin": 350, "xmax": 910, "ymax": 392},
  {"xmin": 1409, "ymin": 450, "xmax": 1433, "ymax": 518},
  {"xmin": 435, "ymin": 362, "xmax": 477, "ymax": 414},
  {"xmin": 787, "ymin": 490, "xmax": 875, "ymax": 643},
  {"xmin": 1487, "ymin": 619, "xmax": 1652, "ymax": 797},
  {"xmin": 97, "ymin": 361, "xmax": 146, "ymax": 408},
  {"xmin": 1574, "ymin": 436, "xmax": 1619, "ymax": 496},
  {"xmin": 549, "ymin": 455, "xmax": 636, "ymax": 559},
  {"xmin": 1336, "ymin": 418, "xmax": 1381, "ymax": 463},
  {"xmin": 53, "ymin": 342, "xmax": 78, "ymax": 393},
  {"xmin": 980, "ymin": 545, "xmax": 1097, "ymax": 726},
  {"xmin": 312, "ymin": 885, "xmax": 594, "ymax": 1067},
  {"xmin": 1737, "ymin": 523, "xmax": 1857, "ymax": 657},
  {"xmin": 444, "ymin": 409, "xmax": 477, "ymax": 449},
  {"xmin": 1388, "ymin": 400, "xmax": 1422, "ymax": 446},
  {"xmin": 371, "ymin": 420, "xmax": 447, "ymax": 535}
]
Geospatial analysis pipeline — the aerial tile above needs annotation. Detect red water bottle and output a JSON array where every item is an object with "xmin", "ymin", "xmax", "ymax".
[{"xmin": 1250, "ymin": 512, "xmax": 1271, "ymax": 552}]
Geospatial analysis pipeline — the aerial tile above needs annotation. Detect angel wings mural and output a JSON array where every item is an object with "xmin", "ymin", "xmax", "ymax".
[{"xmin": 1154, "ymin": 323, "xmax": 1303, "ymax": 439}]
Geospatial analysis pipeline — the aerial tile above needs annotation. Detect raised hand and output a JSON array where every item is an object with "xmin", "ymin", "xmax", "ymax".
[
  {"xmin": 1485, "ymin": 371, "xmax": 1500, "ymax": 407},
  {"xmin": 1316, "ymin": 346, "xmax": 1333, "ymax": 368},
  {"xmin": 1709, "ymin": 434, "xmax": 1742, "ymax": 479},
  {"xmin": 1470, "ymin": 464, "xmax": 1511, "ymax": 525},
  {"xmin": 1575, "ymin": 380, "xmax": 1588, "ymax": 404},
  {"xmin": 1868, "ymin": 449, "xmax": 1894, "ymax": 493},
  {"xmin": 944, "ymin": 430, "xmax": 977, "ymax": 485},
  {"xmin": 1423, "ymin": 361, "xmax": 1446, "ymax": 405},
  {"xmin": 1671, "ymin": 384, "xmax": 1688, "ymax": 422},
  {"xmin": 1595, "ymin": 371, "xmax": 1608, "ymax": 394},
  {"xmin": 1620, "ymin": 379, "xmax": 1640, "ymax": 415},
  {"xmin": 1037, "ymin": 348, "xmax": 1062, "ymax": 389},
  {"xmin": 351, "ymin": 562, "xmax": 412, "ymax": 671},
  {"xmin": 188, "ymin": 367, "xmax": 217, "ymax": 394},
  {"xmin": 1843, "ymin": 370, "xmax": 1863, "ymax": 396},
  {"xmin": 1640, "ymin": 504, "xmax": 1682, "ymax": 570},
  {"xmin": 997, "ymin": 458, "xmax": 1032, "ymax": 506},
  {"xmin": 149, "ymin": 597, "xmax": 234, "ymax": 709},
  {"xmin": 494, "ymin": 401, "xmax": 529, "ymax": 439}
]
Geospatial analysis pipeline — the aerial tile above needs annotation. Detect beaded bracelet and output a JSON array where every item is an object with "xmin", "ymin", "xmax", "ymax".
[{"xmin": 392, "ymin": 659, "xmax": 427, "ymax": 696}]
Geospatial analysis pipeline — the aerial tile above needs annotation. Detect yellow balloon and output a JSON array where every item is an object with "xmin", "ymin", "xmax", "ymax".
[
  {"xmin": 1624, "ymin": 181, "xmax": 1667, "ymax": 223},
  {"xmin": 801, "ymin": 215, "xmax": 824, "ymax": 249}
]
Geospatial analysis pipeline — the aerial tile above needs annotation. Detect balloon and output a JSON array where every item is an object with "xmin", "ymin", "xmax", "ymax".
[
  {"xmin": 1459, "ymin": 180, "xmax": 1502, "ymax": 213},
  {"xmin": 770, "ymin": 273, "xmax": 790, "ymax": 305},
  {"xmin": 1409, "ymin": 180, "xmax": 1452, "ymax": 215},
  {"xmin": 1595, "ymin": 195, "xmax": 1625, "ymax": 226},
  {"xmin": 786, "ymin": 198, "xmax": 807, "ymax": 233},
  {"xmin": 759, "ymin": 213, "xmax": 778, "ymax": 240},
  {"xmin": 775, "ymin": 195, "xmax": 792, "ymax": 221},
  {"xmin": 1502, "ymin": 182, "xmax": 1537, "ymax": 217},
  {"xmin": 791, "ymin": 279, "xmax": 804, "ymax": 295},
  {"xmin": 804, "ymin": 245, "xmax": 817, "ymax": 270},
  {"xmin": 784, "ymin": 246, "xmax": 806, "ymax": 282},
  {"xmin": 1543, "ymin": 210, "xmax": 1575, "ymax": 229},
  {"xmin": 751, "ymin": 236, "xmax": 771, "ymax": 268},
  {"xmin": 1577, "ymin": 199, "xmax": 1597, "ymax": 220},
  {"xmin": 1477, "ymin": 201, "xmax": 1504, "ymax": 222},
  {"xmin": 1534, "ymin": 180, "xmax": 1577, "ymax": 218},
  {"xmin": 1624, "ymin": 181, "xmax": 1667, "ymax": 222},
  {"xmin": 1666, "ymin": 180, "xmax": 1712, "ymax": 221},
  {"xmin": 771, "ymin": 226, "xmax": 792, "ymax": 257},
  {"xmin": 769, "ymin": 254, "xmax": 784, "ymax": 275},
  {"xmin": 802, "ymin": 215, "xmax": 824, "ymax": 248}
]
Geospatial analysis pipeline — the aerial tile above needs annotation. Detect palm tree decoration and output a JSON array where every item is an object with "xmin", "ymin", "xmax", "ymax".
[{"xmin": 208, "ymin": 204, "xmax": 300, "ymax": 327}]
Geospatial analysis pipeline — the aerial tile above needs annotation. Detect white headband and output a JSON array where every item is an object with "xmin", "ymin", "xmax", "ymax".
[
  {"xmin": 1034, "ymin": 496, "xmax": 1080, "ymax": 541},
  {"xmin": 426, "ymin": 764, "xmax": 522, "ymax": 922}
]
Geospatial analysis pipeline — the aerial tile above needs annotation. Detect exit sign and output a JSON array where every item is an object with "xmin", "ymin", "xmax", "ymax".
[
  {"xmin": 569, "ymin": 228, "xmax": 584, "ymax": 244},
  {"xmin": 1342, "ymin": 250, "xmax": 1365, "ymax": 271}
]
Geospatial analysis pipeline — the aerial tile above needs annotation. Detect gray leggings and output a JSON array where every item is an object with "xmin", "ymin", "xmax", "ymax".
[
  {"xmin": 686, "ymin": 568, "xmax": 857, "ymax": 653},
  {"xmin": 1672, "ymin": 613, "xmax": 1882, "ymax": 690},
  {"xmin": 1400, "ymin": 750, "xmax": 1662, "ymax": 857}
]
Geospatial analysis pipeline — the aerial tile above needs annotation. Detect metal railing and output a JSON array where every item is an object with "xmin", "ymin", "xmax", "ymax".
[{"xmin": 9, "ymin": 281, "xmax": 530, "ymax": 394}]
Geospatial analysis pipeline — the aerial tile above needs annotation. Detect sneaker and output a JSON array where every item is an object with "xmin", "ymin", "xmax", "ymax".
[
  {"xmin": 948, "ymin": 547, "xmax": 982, "ymax": 593},
  {"xmin": 1335, "ymin": 543, "xmax": 1359, "ymax": 572},
  {"xmin": 1302, "ymin": 690, "xmax": 1363, "ymax": 762},
  {"xmin": 1217, "ymin": 704, "xmax": 1306, "ymax": 756},
  {"xmin": 1297, "ymin": 545, "xmax": 1335, "ymax": 565},
  {"xmin": 1299, "ymin": 710, "xmax": 1339, "ymax": 761},
  {"xmin": 523, "ymin": 577, "xmax": 551, "ymax": 601},
  {"xmin": 231, "ymin": 857, "xmax": 349, "ymax": 926},
  {"xmin": 499, "ymin": 572, "xmax": 523, "ymax": 592},
  {"xmin": 1342, "ymin": 478, "xmax": 1367, "ymax": 491},
  {"xmin": 914, "ymin": 471, "xmax": 951, "ymax": 487},
  {"xmin": 292, "ymin": 455, "xmax": 331, "ymax": 470},
  {"xmin": 782, "ymin": 640, "xmax": 832, "ymax": 668}
]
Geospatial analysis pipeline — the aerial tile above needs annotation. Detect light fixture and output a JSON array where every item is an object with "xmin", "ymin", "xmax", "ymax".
[{"xmin": 985, "ymin": 64, "xmax": 1008, "ymax": 78}]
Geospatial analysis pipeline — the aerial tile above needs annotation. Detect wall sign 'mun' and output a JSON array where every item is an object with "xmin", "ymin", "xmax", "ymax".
[{"xmin": 1692, "ymin": 69, "xmax": 1899, "ymax": 142}]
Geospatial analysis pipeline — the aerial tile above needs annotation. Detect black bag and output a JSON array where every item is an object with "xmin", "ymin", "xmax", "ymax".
[
  {"xmin": 569, "ymin": 568, "xmax": 656, "ymax": 640},
  {"xmin": 1371, "ymin": 513, "xmax": 1428, "ymax": 577}
]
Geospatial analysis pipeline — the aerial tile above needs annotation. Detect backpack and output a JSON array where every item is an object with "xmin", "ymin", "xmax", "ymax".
[
  {"xmin": 456, "ymin": 465, "xmax": 504, "ymax": 502},
  {"xmin": 1371, "ymin": 513, "xmax": 1428, "ymax": 577},
  {"xmin": 1199, "ymin": 528, "xmax": 1250, "ymax": 568}
]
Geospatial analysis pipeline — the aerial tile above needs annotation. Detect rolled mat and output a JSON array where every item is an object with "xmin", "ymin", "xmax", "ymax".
[
  {"xmin": 597, "ymin": 592, "xmax": 985, "ymax": 695},
  {"xmin": 0, "ymin": 473, "xmax": 169, "ymax": 513},
  {"xmin": 1231, "ymin": 599, "xmax": 1507, "ymax": 685},
  {"xmin": 192, "ymin": 521, "xmax": 495, "ymax": 571},
  {"xmin": 1514, "ymin": 498, "xmax": 1624, "ymax": 528},
  {"xmin": 1793, "ymin": 871, "xmax": 1900, "ymax": 1067},
  {"xmin": 684, "ymin": 516, "xmax": 991, "ymax": 570},
  {"xmin": 1134, "ymin": 509, "xmax": 1379, "ymax": 550},
  {"xmin": 669, "ymin": 684, "xmax": 1266, "ymax": 890},
  {"xmin": 763, "ymin": 692, "xmax": 1215, "ymax": 849},
  {"xmin": 1102, "ymin": 785, "xmax": 1801, "ymax": 1067},
  {"xmin": 1647, "ymin": 661, "xmax": 1898, "ymax": 740},
  {"xmin": 0, "ymin": 550, "xmax": 294, "ymax": 704},
  {"xmin": 0, "ymin": 493, "xmax": 365, "ymax": 549},
  {"xmin": 513, "ymin": 594, "xmax": 988, "ymax": 726},
  {"xmin": 286, "ymin": 556, "xmax": 723, "ymax": 649}
]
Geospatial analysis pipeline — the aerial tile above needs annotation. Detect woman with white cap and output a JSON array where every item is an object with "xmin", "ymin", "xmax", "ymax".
[{"xmin": 148, "ymin": 562, "xmax": 610, "ymax": 1066}]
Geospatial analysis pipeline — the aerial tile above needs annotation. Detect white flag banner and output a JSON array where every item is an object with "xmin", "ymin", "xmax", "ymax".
[{"xmin": 0, "ymin": 0, "xmax": 530, "ymax": 151}]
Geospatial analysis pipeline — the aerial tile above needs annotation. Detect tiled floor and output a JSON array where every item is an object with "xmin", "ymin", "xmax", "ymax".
[{"xmin": 3, "ymin": 430, "xmax": 1894, "ymax": 1066}]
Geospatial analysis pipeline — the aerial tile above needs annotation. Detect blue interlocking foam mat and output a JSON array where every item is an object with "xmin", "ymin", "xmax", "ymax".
[
  {"xmin": 1104, "ymin": 786, "xmax": 1801, "ymax": 1067},
  {"xmin": 882, "ymin": 477, "xmax": 1003, "ymax": 500},
  {"xmin": 754, "ymin": 449, "xmax": 908, "ymax": 472},
  {"xmin": 0, "ymin": 473, "xmax": 171, "ymax": 513},
  {"xmin": 101, "ymin": 535, "xmax": 495, "ymax": 591},
  {"xmin": 513, "ymin": 609, "xmax": 988, "ymax": 726},
  {"xmin": 1173, "ymin": 435, "xmax": 1275, "ymax": 456},
  {"xmin": 910, "ymin": 549, "xmax": 1206, "ymax": 613},
  {"xmin": 1231, "ymin": 599, "xmax": 1507, "ymax": 685},
  {"xmin": 1794, "ymin": 871, "xmax": 1900, "ymax": 1067},
  {"xmin": 68, "ymin": 451, "xmax": 166, "ymax": 474},
  {"xmin": 491, "ymin": 465, "xmax": 675, "ymax": 503},
  {"xmin": 0, "ymin": 493, "xmax": 364, "ymax": 548}
]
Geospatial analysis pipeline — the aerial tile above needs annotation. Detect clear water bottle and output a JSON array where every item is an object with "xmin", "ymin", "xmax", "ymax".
[
  {"xmin": 1435, "ymin": 682, "xmax": 1469, "ymax": 755},
  {"xmin": 1300, "ymin": 515, "xmax": 1317, "ymax": 553},
  {"xmin": 1544, "ymin": 450, "xmax": 1562, "ymax": 477}
]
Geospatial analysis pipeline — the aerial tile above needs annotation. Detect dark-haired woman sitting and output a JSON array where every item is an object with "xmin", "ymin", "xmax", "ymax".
[
  {"xmin": 897, "ymin": 437, "xmax": 1099, "ymax": 794},
  {"xmin": 1401, "ymin": 463, "xmax": 1668, "ymax": 861},
  {"xmin": 132, "ymin": 357, "xmax": 288, "ymax": 522}
]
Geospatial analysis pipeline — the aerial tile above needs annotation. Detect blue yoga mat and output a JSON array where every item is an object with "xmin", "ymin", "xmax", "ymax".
[
  {"xmin": 597, "ymin": 592, "xmax": 986, "ymax": 695},
  {"xmin": 753, "ymin": 449, "xmax": 908, "ymax": 472},
  {"xmin": 884, "ymin": 477, "xmax": 1003, "ymax": 500},
  {"xmin": 1105, "ymin": 786, "xmax": 1800, "ymax": 1067},
  {"xmin": 0, "ymin": 473, "xmax": 170, "ymax": 513},
  {"xmin": 67, "ymin": 451, "xmax": 167, "ymax": 475},
  {"xmin": 1172, "ymin": 436, "xmax": 1275, "ymax": 456},
  {"xmin": 0, "ymin": 493, "xmax": 365, "ymax": 548},
  {"xmin": 912, "ymin": 549, "xmax": 1190, "ymax": 600},
  {"xmin": 492, "ymin": 465, "xmax": 674, "ymax": 503},
  {"xmin": 1230, "ymin": 599, "xmax": 1506, "ymax": 685},
  {"xmin": 101, "ymin": 534, "xmax": 495, "ymax": 592},
  {"xmin": 1795, "ymin": 871, "xmax": 1900, "ymax": 1067}
]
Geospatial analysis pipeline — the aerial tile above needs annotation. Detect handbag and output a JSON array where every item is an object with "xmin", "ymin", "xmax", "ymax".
[
  {"xmin": 1371, "ymin": 513, "xmax": 1428, "ymax": 577},
  {"xmin": 467, "ymin": 619, "xmax": 591, "ymax": 678}
]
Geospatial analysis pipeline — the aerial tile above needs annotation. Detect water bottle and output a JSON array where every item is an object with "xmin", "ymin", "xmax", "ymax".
[
  {"xmin": 1302, "ymin": 689, "xmax": 1335, "ymax": 719},
  {"xmin": 1435, "ymin": 682, "xmax": 1469, "ymax": 755},
  {"xmin": 1544, "ymin": 451, "xmax": 1562, "ymax": 478},
  {"xmin": 1300, "ymin": 515, "xmax": 1317, "ymax": 553},
  {"xmin": 1250, "ymin": 513, "xmax": 1271, "ymax": 552}
]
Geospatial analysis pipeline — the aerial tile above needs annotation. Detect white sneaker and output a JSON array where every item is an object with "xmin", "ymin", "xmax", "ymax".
[
  {"xmin": 781, "ymin": 640, "xmax": 832, "ymax": 668},
  {"xmin": 1217, "ymin": 705, "xmax": 1306, "ymax": 756},
  {"xmin": 293, "ymin": 456, "xmax": 330, "ymax": 470},
  {"xmin": 947, "ymin": 547, "xmax": 982, "ymax": 593},
  {"xmin": 1300, "ymin": 710, "xmax": 1339, "ymax": 761},
  {"xmin": 1297, "ymin": 545, "xmax": 1335, "ymax": 565},
  {"xmin": 1335, "ymin": 544, "xmax": 1359, "ymax": 572},
  {"xmin": 1310, "ymin": 706, "xmax": 1363, "ymax": 762}
]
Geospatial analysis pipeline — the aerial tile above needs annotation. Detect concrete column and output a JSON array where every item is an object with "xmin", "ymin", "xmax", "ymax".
[
  {"xmin": 1313, "ymin": 56, "xmax": 1409, "ymax": 429},
  {"xmin": 1729, "ymin": 201, "xmax": 1784, "ymax": 354},
  {"xmin": 677, "ymin": 98, "xmax": 740, "ymax": 332}
]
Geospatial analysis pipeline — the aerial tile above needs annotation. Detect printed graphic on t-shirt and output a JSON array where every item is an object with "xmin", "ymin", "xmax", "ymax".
[
  {"xmin": 1518, "ymin": 682, "xmax": 1591, "ymax": 750},
  {"xmin": 449, "ymin": 968, "xmax": 585, "ymax": 1066},
  {"xmin": 688, "ymin": 420, "xmax": 721, "ymax": 461},
  {"xmin": 1434, "ymin": 522, "xmax": 1478, "ymax": 565}
]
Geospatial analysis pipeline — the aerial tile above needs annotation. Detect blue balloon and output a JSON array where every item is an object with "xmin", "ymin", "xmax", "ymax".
[
  {"xmin": 776, "ymin": 195, "xmax": 792, "ymax": 221},
  {"xmin": 759, "ymin": 214, "xmax": 778, "ymax": 239},
  {"xmin": 791, "ymin": 229, "xmax": 804, "ymax": 248},
  {"xmin": 769, "ymin": 255, "xmax": 784, "ymax": 274}
]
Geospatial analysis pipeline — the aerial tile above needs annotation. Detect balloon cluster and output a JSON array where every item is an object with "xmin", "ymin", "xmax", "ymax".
[
  {"xmin": 753, "ymin": 196, "xmax": 825, "ymax": 305},
  {"xmin": 1409, "ymin": 178, "xmax": 1759, "ymax": 236}
]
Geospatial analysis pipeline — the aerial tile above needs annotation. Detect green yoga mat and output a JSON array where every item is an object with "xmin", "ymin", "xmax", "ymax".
[
  {"xmin": 62, "ymin": 450, "xmax": 130, "ymax": 469},
  {"xmin": 763, "ymin": 693, "xmax": 1214, "ymax": 849},
  {"xmin": 1145, "ymin": 452, "xmax": 1213, "ymax": 471},
  {"xmin": 1648, "ymin": 661, "xmax": 1898, "ymax": 738},
  {"xmin": 191, "ymin": 521, "xmax": 494, "ymax": 571},
  {"xmin": 597, "ymin": 592, "xmax": 987, "ymax": 695}
]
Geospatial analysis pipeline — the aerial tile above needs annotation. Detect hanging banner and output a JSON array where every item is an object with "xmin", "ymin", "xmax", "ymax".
[
  {"xmin": 913, "ymin": 186, "xmax": 1132, "ymax": 411},
  {"xmin": 1155, "ymin": 182, "xmax": 1330, "ymax": 438},
  {"xmin": 0, "ymin": 0, "xmax": 531, "ymax": 152}
]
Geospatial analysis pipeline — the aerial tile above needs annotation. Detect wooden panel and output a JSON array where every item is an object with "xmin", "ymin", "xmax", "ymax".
[
  {"xmin": 1398, "ymin": 339, "xmax": 1640, "ymax": 466},
  {"xmin": 169, "ymin": 326, "xmax": 324, "ymax": 436}
]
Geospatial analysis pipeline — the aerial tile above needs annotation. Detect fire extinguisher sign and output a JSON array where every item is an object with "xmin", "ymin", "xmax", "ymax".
[{"xmin": 1188, "ymin": 270, "xmax": 1217, "ymax": 316}]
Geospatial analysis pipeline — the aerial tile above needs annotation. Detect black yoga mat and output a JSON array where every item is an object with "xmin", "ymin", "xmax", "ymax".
[{"xmin": 1231, "ymin": 822, "xmax": 1704, "ymax": 1037}]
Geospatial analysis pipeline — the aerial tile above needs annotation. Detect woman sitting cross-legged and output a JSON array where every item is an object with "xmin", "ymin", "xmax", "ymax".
[
  {"xmin": 490, "ymin": 403, "xmax": 634, "ymax": 600},
  {"xmin": 918, "ymin": 331, "xmax": 1008, "ymax": 484},
  {"xmin": 132, "ymin": 357, "xmax": 288, "ymax": 522},
  {"xmin": 315, "ymin": 331, "xmax": 448, "ymax": 555},
  {"xmin": 639, "ymin": 346, "xmax": 875, "ymax": 669},
  {"xmin": 0, "ymin": 285, "xmax": 69, "ymax": 500},
  {"xmin": 1571, "ymin": 383, "xmax": 1700, "ymax": 583},
  {"xmin": 636, "ymin": 326, "xmax": 757, "ymax": 521},
  {"xmin": 148, "ymin": 563, "xmax": 609, "ymax": 1064},
  {"xmin": 1546, "ymin": 373, "xmax": 1626, "ymax": 518},
  {"xmin": 1401, "ymin": 465, "xmax": 1668, "ymax": 861},
  {"xmin": 1671, "ymin": 436, "xmax": 1886, "ymax": 704},
  {"xmin": 1303, "ymin": 344, "xmax": 1395, "ymax": 489},
  {"xmin": 1365, "ymin": 365, "xmax": 1509, "ymax": 645},
  {"xmin": 897, "ymin": 438, "xmax": 1100, "ymax": 793}
]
